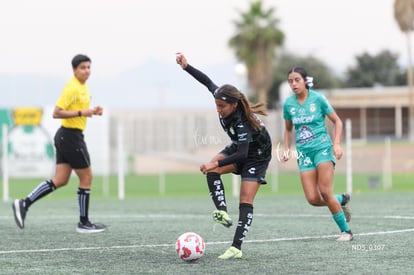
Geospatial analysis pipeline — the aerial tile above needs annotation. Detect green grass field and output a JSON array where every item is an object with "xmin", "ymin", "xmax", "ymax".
[
  {"xmin": 1, "ymin": 173, "xmax": 413, "ymax": 274},
  {"xmin": 4, "ymin": 172, "xmax": 414, "ymax": 199}
]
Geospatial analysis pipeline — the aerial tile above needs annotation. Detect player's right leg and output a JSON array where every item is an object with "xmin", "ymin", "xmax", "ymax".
[
  {"xmin": 212, "ymin": 209, "xmax": 233, "ymax": 227},
  {"xmin": 205, "ymin": 154, "xmax": 236, "ymax": 228}
]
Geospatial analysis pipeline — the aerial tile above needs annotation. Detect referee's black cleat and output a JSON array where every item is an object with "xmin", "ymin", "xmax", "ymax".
[
  {"xmin": 76, "ymin": 221, "xmax": 106, "ymax": 233},
  {"xmin": 341, "ymin": 193, "xmax": 351, "ymax": 223},
  {"xmin": 12, "ymin": 199, "xmax": 27, "ymax": 229}
]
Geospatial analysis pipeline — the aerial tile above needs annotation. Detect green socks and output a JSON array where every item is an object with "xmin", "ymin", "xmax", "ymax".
[
  {"xmin": 335, "ymin": 194, "xmax": 343, "ymax": 205},
  {"xmin": 333, "ymin": 210, "xmax": 349, "ymax": 232}
]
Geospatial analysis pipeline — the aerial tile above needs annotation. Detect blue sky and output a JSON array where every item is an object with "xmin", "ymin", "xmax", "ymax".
[{"xmin": 0, "ymin": 0, "xmax": 406, "ymax": 108}]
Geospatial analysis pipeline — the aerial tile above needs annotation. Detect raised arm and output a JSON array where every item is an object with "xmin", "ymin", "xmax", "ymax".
[{"xmin": 176, "ymin": 52, "xmax": 219, "ymax": 94}]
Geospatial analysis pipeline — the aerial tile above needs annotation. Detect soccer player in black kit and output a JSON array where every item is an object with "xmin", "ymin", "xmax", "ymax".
[{"xmin": 176, "ymin": 53, "xmax": 272, "ymax": 260}]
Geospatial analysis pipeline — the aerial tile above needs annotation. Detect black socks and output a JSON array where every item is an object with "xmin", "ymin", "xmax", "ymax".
[
  {"xmin": 232, "ymin": 203, "xmax": 253, "ymax": 250},
  {"xmin": 25, "ymin": 179, "xmax": 56, "ymax": 210},
  {"xmin": 206, "ymin": 172, "xmax": 227, "ymax": 211},
  {"xmin": 206, "ymin": 173, "xmax": 254, "ymax": 250},
  {"xmin": 77, "ymin": 188, "xmax": 90, "ymax": 224}
]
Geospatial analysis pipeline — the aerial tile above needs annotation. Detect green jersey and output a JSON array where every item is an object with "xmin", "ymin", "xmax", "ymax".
[{"xmin": 283, "ymin": 89, "xmax": 334, "ymax": 152}]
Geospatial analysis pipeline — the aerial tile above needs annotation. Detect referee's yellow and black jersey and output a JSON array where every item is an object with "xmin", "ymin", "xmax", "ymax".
[{"xmin": 55, "ymin": 77, "xmax": 91, "ymax": 131}]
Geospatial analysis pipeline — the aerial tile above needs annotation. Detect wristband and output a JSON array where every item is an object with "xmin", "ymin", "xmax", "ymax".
[{"xmin": 78, "ymin": 110, "xmax": 82, "ymax": 117}]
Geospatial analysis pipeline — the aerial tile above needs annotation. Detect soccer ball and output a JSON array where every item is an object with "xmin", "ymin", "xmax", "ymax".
[{"xmin": 175, "ymin": 232, "xmax": 205, "ymax": 262}]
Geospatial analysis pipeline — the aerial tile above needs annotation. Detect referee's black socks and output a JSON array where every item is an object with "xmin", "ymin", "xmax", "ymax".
[
  {"xmin": 77, "ymin": 188, "xmax": 90, "ymax": 224},
  {"xmin": 25, "ymin": 179, "xmax": 56, "ymax": 210}
]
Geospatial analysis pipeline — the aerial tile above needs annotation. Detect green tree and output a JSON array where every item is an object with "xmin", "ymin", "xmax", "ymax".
[
  {"xmin": 268, "ymin": 52, "xmax": 341, "ymax": 109},
  {"xmin": 344, "ymin": 50, "xmax": 406, "ymax": 87},
  {"xmin": 394, "ymin": 0, "xmax": 414, "ymax": 140},
  {"xmin": 229, "ymin": 0, "xmax": 284, "ymax": 108}
]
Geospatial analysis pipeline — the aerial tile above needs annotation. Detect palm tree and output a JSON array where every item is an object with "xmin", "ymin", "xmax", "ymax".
[
  {"xmin": 229, "ymin": 0, "xmax": 284, "ymax": 108},
  {"xmin": 394, "ymin": 0, "xmax": 414, "ymax": 140}
]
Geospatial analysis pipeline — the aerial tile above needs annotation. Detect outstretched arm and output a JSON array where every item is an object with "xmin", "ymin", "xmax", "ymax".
[{"xmin": 176, "ymin": 52, "xmax": 219, "ymax": 94}]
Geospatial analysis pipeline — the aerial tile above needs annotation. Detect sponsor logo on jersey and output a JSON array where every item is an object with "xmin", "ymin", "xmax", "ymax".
[
  {"xmin": 298, "ymin": 125, "xmax": 315, "ymax": 144},
  {"xmin": 292, "ymin": 115, "xmax": 315, "ymax": 124}
]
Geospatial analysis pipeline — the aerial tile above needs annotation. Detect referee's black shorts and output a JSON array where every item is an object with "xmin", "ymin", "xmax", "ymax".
[{"xmin": 54, "ymin": 126, "xmax": 90, "ymax": 169}]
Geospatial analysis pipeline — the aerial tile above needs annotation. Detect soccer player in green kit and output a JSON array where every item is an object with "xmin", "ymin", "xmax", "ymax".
[{"xmin": 281, "ymin": 67, "xmax": 352, "ymax": 241}]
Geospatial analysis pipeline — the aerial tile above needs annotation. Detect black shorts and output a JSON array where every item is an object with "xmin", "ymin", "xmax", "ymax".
[
  {"xmin": 54, "ymin": 127, "xmax": 90, "ymax": 169},
  {"xmin": 220, "ymin": 143, "xmax": 271, "ymax": 185}
]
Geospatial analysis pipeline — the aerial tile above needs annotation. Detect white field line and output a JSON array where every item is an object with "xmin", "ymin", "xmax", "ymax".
[
  {"xmin": 1, "ymin": 227, "xmax": 414, "ymax": 255},
  {"xmin": 1, "ymin": 213, "xmax": 414, "ymax": 220}
]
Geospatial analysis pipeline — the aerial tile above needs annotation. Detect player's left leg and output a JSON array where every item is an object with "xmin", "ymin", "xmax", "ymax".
[
  {"xmin": 317, "ymin": 162, "xmax": 352, "ymax": 241},
  {"xmin": 74, "ymin": 167, "xmax": 105, "ymax": 233},
  {"xmin": 219, "ymin": 180, "xmax": 259, "ymax": 259}
]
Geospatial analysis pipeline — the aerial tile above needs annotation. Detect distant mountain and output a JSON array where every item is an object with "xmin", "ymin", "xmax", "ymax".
[
  {"xmin": 1, "ymin": 59, "xmax": 244, "ymax": 110},
  {"xmin": 0, "ymin": 75, "xmax": 64, "ymax": 108}
]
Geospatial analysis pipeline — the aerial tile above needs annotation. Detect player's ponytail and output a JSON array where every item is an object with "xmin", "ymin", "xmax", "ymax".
[{"xmin": 239, "ymin": 93, "xmax": 267, "ymax": 131}]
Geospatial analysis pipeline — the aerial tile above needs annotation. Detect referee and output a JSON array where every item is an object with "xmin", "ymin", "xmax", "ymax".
[{"xmin": 12, "ymin": 54, "xmax": 106, "ymax": 233}]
